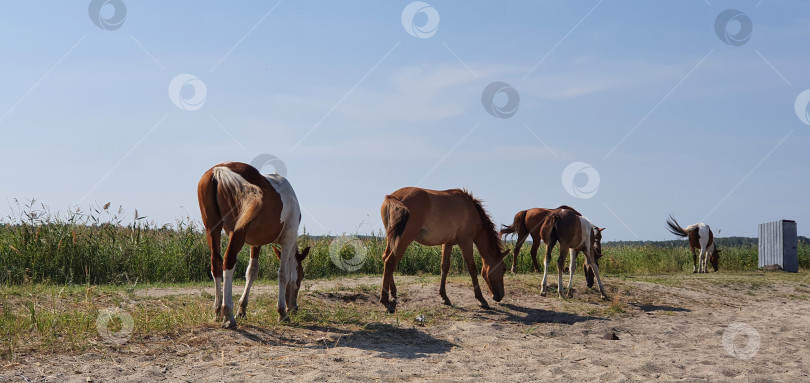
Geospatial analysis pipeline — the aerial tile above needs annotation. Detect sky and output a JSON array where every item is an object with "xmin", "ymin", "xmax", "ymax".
[{"xmin": 1, "ymin": 0, "xmax": 808, "ymax": 241}]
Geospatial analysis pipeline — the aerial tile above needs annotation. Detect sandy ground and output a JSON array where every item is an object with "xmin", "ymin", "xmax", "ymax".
[{"xmin": 3, "ymin": 272, "xmax": 810, "ymax": 382}]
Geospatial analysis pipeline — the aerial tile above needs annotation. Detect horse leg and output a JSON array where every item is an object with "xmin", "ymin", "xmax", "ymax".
[
  {"xmin": 221, "ymin": 229, "xmax": 246, "ymax": 329},
  {"xmin": 206, "ymin": 227, "xmax": 224, "ymax": 321},
  {"xmin": 284, "ymin": 245, "xmax": 302, "ymax": 314},
  {"xmin": 530, "ymin": 233, "xmax": 541, "ymax": 273},
  {"xmin": 557, "ymin": 246, "xmax": 567, "ymax": 298},
  {"xmin": 380, "ymin": 237, "xmax": 408, "ymax": 313},
  {"xmin": 698, "ymin": 248, "xmax": 706, "ymax": 273},
  {"xmin": 511, "ymin": 233, "xmax": 527, "ymax": 274},
  {"xmin": 565, "ymin": 248, "xmax": 576, "ymax": 298},
  {"xmin": 439, "ymin": 244, "xmax": 453, "ymax": 305},
  {"xmin": 276, "ymin": 240, "xmax": 300, "ymax": 321},
  {"xmin": 692, "ymin": 248, "xmax": 698, "ymax": 273},
  {"xmin": 587, "ymin": 249, "xmax": 609, "ymax": 300},
  {"xmin": 460, "ymin": 241, "xmax": 489, "ymax": 309},
  {"xmin": 540, "ymin": 238, "xmax": 555, "ymax": 296},
  {"xmin": 237, "ymin": 245, "xmax": 261, "ymax": 318}
]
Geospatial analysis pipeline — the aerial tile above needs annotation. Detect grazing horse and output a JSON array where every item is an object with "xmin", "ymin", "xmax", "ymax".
[
  {"xmin": 379, "ymin": 187, "xmax": 509, "ymax": 313},
  {"xmin": 666, "ymin": 215, "xmax": 720, "ymax": 273},
  {"xmin": 499, "ymin": 205, "xmax": 579, "ymax": 273},
  {"xmin": 197, "ymin": 162, "xmax": 310, "ymax": 328},
  {"xmin": 539, "ymin": 208, "xmax": 607, "ymax": 299},
  {"xmin": 500, "ymin": 205, "xmax": 602, "ymax": 288}
]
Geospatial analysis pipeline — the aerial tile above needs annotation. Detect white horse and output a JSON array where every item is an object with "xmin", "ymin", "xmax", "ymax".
[
  {"xmin": 197, "ymin": 162, "xmax": 309, "ymax": 328},
  {"xmin": 666, "ymin": 215, "xmax": 721, "ymax": 273}
]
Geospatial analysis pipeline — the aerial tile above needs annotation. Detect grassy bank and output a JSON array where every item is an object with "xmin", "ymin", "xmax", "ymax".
[{"xmin": 1, "ymin": 201, "xmax": 808, "ymax": 286}]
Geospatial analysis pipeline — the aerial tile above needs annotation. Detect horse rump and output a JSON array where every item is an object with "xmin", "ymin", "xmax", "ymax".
[
  {"xmin": 382, "ymin": 195, "xmax": 410, "ymax": 239},
  {"xmin": 499, "ymin": 210, "xmax": 527, "ymax": 237}
]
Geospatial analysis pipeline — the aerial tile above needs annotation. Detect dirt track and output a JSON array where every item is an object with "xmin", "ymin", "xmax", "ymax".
[{"xmin": 3, "ymin": 273, "xmax": 810, "ymax": 382}]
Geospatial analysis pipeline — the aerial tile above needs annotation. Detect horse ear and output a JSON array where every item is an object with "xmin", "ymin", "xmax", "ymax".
[
  {"xmin": 272, "ymin": 246, "xmax": 281, "ymax": 260},
  {"xmin": 297, "ymin": 246, "xmax": 311, "ymax": 262},
  {"xmin": 599, "ymin": 227, "xmax": 606, "ymax": 232}
]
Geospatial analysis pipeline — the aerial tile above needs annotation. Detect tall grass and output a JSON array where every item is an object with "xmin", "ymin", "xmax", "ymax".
[{"xmin": 1, "ymin": 200, "xmax": 808, "ymax": 286}]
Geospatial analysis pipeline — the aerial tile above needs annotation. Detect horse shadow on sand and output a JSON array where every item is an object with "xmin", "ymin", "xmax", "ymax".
[
  {"xmin": 232, "ymin": 322, "xmax": 456, "ymax": 360},
  {"xmin": 493, "ymin": 303, "xmax": 605, "ymax": 325},
  {"xmin": 627, "ymin": 303, "xmax": 691, "ymax": 313},
  {"xmin": 306, "ymin": 323, "xmax": 457, "ymax": 359}
]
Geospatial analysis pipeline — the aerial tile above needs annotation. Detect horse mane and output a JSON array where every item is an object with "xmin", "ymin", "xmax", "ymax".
[{"xmin": 463, "ymin": 189, "xmax": 503, "ymax": 254}]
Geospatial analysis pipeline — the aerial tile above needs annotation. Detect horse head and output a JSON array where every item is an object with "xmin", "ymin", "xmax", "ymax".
[
  {"xmin": 585, "ymin": 227, "xmax": 606, "ymax": 288},
  {"xmin": 273, "ymin": 245, "xmax": 311, "ymax": 306},
  {"xmin": 710, "ymin": 247, "xmax": 721, "ymax": 272},
  {"xmin": 481, "ymin": 248, "xmax": 509, "ymax": 302}
]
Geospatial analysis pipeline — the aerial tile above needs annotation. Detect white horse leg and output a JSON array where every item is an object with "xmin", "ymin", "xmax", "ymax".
[
  {"xmin": 698, "ymin": 248, "xmax": 706, "ymax": 273},
  {"xmin": 591, "ymin": 258, "xmax": 608, "ymax": 300},
  {"xmin": 237, "ymin": 248, "xmax": 260, "ymax": 317},
  {"xmin": 276, "ymin": 242, "xmax": 297, "ymax": 320},
  {"xmin": 277, "ymin": 265, "xmax": 289, "ymax": 320},
  {"xmin": 221, "ymin": 267, "xmax": 236, "ymax": 328},
  {"xmin": 212, "ymin": 272, "xmax": 223, "ymax": 320},
  {"xmin": 540, "ymin": 253, "xmax": 551, "ymax": 296},
  {"xmin": 565, "ymin": 248, "xmax": 576, "ymax": 298}
]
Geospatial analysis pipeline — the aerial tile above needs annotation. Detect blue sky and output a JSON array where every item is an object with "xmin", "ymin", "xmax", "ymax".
[{"xmin": 1, "ymin": 1, "xmax": 808, "ymax": 240}]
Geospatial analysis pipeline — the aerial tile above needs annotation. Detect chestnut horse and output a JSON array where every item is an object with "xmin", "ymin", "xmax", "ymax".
[
  {"xmin": 197, "ymin": 162, "xmax": 309, "ymax": 328},
  {"xmin": 379, "ymin": 187, "xmax": 509, "ymax": 313},
  {"xmin": 540, "ymin": 208, "xmax": 607, "ymax": 299},
  {"xmin": 666, "ymin": 215, "xmax": 721, "ymax": 273}
]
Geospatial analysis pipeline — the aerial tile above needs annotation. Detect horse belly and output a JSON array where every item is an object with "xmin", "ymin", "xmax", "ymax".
[
  {"xmin": 414, "ymin": 226, "xmax": 453, "ymax": 247},
  {"xmin": 244, "ymin": 217, "xmax": 283, "ymax": 246}
]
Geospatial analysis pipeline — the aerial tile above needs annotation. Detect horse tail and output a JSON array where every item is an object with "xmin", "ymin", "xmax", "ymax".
[
  {"xmin": 666, "ymin": 215, "xmax": 689, "ymax": 238},
  {"xmin": 499, "ymin": 210, "xmax": 528, "ymax": 238},
  {"xmin": 212, "ymin": 167, "xmax": 264, "ymax": 231},
  {"xmin": 382, "ymin": 195, "xmax": 410, "ymax": 239},
  {"xmin": 541, "ymin": 210, "xmax": 561, "ymax": 243}
]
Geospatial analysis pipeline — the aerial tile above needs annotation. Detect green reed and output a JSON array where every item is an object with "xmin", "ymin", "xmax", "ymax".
[{"xmin": 1, "ymin": 200, "xmax": 807, "ymax": 286}]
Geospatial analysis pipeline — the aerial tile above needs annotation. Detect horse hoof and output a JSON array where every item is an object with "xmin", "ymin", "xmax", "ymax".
[
  {"xmin": 480, "ymin": 302, "xmax": 491, "ymax": 310},
  {"xmin": 442, "ymin": 299, "xmax": 452, "ymax": 306},
  {"xmin": 386, "ymin": 304, "xmax": 396, "ymax": 314},
  {"xmin": 600, "ymin": 295, "xmax": 609, "ymax": 301},
  {"xmin": 540, "ymin": 291, "xmax": 547, "ymax": 297},
  {"xmin": 221, "ymin": 318, "xmax": 237, "ymax": 329}
]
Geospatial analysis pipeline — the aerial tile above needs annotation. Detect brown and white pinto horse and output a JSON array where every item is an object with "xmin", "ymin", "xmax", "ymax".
[
  {"xmin": 499, "ymin": 205, "xmax": 580, "ymax": 273},
  {"xmin": 500, "ymin": 205, "xmax": 602, "ymax": 288},
  {"xmin": 197, "ymin": 162, "xmax": 309, "ymax": 328},
  {"xmin": 539, "ymin": 208, "xmax": 607, "ymax": 299},
  {"xmin": 666, "ymin": 215, "xmax": 720, "ymax": 273},
  {"xmin": 379, "ymin": 187, "xmax": 509, "ymax": 313}
]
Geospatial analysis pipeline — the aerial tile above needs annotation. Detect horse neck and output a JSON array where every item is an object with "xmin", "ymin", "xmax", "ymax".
[{"xmin": 474, "ymin": 230, "xmax": 500, "ymax": 263}]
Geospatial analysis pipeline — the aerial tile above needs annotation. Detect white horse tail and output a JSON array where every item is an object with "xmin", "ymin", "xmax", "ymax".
[{"xmin": 212, "ymin": 167, "xmax": 264, "ymax": 231}]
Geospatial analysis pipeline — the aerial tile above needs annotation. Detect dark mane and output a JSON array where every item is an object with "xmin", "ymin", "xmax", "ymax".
[{"xmin": 465, "ymin": 190, "xmax": 503, "ymax": 254}]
